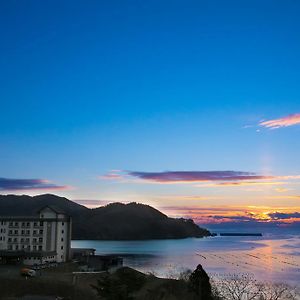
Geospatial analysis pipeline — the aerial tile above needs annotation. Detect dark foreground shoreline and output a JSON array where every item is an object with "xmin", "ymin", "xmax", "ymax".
[{"xmin": 0, "ymin": 263, "xmax": 212, "ymax": 300}]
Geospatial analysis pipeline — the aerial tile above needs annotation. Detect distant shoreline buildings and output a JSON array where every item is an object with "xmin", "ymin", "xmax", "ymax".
[{"xmin": 0, "ymin": 206, "xmax": 72, "ymax": 265}]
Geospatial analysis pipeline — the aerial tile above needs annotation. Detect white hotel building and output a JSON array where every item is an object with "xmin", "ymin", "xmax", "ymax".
[{"xmin": 0, "ymin": 206, "xmax": 72, "ymax": 265}]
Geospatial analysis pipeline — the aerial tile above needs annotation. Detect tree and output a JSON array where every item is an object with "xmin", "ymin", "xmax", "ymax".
[
  {"xmin": 188, "ymin": 264, "xmax": 213, "ymax": 300},
  {"xmin": 211, "ymin": 273, "xmax": 299, "ymax": 300}
]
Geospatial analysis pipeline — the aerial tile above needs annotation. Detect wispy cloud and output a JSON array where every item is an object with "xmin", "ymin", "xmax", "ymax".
[
  {"xmin": 208, "ymin": 215, "xmax": 254, "ymax": 222},
  {"xmin": 0, "ymin": 178, "xmax": 69, "ymax": 191},
  {"xmin": 156, "ymin": 195, "xmax": 219, "ymax": 201},
  {"xmin": 127, "ymin": 171, "xmax": 274, "ymax": 183},
  {"xmin": 74, "ymin": 199, "xmax": 112, "ymax": 208},
  {"xmin": 202, "ymin": 181, "xmax": 285, "ymax": 187},
  {"xmin": 259, "ymin": 113, "xmax": 300, "ymax": 129},
  {"xmin": 98, "ymin": 170, "xmax": 127, "ymax": 181}
]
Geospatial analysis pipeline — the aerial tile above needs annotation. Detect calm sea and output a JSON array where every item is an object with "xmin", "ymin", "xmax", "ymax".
[{"xmin": 72, "ymin": 232, "xmax": 300, "ymax": 286}]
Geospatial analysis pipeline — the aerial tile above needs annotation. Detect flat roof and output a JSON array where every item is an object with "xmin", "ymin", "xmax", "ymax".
[{"xmin": 0, "ymin": 216, "xmax": 70, "ymax": 221}]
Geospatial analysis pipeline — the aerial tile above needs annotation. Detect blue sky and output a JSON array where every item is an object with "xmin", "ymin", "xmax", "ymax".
[{"xmin": 1, "ymin": 1, "xmax": 300, "ymax": 224}]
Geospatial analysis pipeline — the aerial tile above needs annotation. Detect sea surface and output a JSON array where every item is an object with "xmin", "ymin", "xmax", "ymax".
[{"xmin": 72, "ymin": 232, "xmax": 300, "ymax": 286}]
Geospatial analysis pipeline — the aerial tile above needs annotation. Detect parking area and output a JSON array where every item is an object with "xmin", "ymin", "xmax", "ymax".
[{"xmin": 0, "ymin": 263, "xmax": 98, "ymax": 300}]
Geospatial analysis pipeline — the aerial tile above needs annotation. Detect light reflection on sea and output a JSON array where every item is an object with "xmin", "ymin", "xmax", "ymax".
[{"xmin": 72, "ymin": 234, "xmax": 300, "ymax": 286}]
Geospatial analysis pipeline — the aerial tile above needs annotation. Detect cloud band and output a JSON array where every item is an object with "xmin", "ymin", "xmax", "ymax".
[{"xmin": 0, "ymin": 178, "xmax": 69, "ymax": 191}]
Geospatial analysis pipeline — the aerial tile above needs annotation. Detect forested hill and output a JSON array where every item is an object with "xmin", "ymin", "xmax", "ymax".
[{"xmin": 0, "ymin": 194, "xmax": 211, "ymax": 240}]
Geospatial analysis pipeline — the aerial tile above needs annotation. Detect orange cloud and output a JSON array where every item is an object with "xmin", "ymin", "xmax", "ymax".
[
  {"xmin": 275, "ymin": 187, "xmax": 289, "ymax": 193},
  {"xmin": 200, "ymin": 181, "xmax": 285, "ymax": 187},
  {"xmin": 266, "ymin": 195, "xmax": 300, "ymax": 200},
  {"xmin": 259, "ymin": 113, "xmax": 300, "ymax": 129},
  {"xmin": 158, "ymin": 204, "xmax": 300, "ymax": 225}
]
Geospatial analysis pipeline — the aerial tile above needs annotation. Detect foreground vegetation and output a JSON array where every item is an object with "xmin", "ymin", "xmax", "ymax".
[
  {"xmin": 0, "ymin": 262, "xmax": 298, "ymax": 300},
  {"xmin": 92, "ymin": 265, "xmax": 213, "ymax": 300},
  {"xmin": 211, "ymin": 274, "xmax": 299, "ymax": 300},
  {"xmin": 92, "ymin": 266, "xmax": 300, "ymax": 300}
]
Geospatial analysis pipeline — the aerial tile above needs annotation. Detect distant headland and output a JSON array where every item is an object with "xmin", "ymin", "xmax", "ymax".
[{"xmin": 0, "ymin": 194, "xmax": 211, "ymax": 240}]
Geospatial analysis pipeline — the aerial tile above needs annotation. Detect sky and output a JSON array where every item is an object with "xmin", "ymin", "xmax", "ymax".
[{"xmin": 1, "ymin": 0, "xmax": 300, "ymax": 227}]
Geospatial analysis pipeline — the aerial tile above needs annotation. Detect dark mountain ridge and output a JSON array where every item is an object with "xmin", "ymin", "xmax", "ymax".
[{"xmin": 0, "ymin": 194, "xmax": 210, "ymax": 240}]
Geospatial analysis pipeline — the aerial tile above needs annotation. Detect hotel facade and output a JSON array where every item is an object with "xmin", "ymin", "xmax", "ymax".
[{"xmin": 0, "ymin": 206, "xmax": 72, "ymax": 265}]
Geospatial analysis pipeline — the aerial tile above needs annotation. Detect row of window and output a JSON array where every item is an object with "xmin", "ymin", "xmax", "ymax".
[
  {"xmin": 7, "ymin": 221, "xmax": 44, "ymax": 227},
  {"xmin": 8, "ymin": 244, "xmax": 43, "ymax": 251},
  {"xmin": 8, "ymin": 237, "xmax": 43, "ymax": 243},
  {"xmin": 8, "ymin": 229, "xmax": 44, "ymax": 236},
  {"xmin": 26, "ymin": 255, "xmax": 56, "ymax": 260},
  {"xmin": 1, "ymin": 221, "xmax": 66, "ymax": 226}
]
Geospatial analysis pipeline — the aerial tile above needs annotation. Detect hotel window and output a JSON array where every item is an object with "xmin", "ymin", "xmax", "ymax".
[
  {"xmin": 38, "ymin": 245, "xmax": 42, "ymax": 250},
  {"xmin": 61, "ymin": 230, "xmax": 64, "ymax": 234},
  {"xmin": 14, "ymin": 222, "xmax": 18, "ymax": 226},
  {"xmin": 26, "ymin": 222, "xmax": 30, "ymax": 227},
  {"xmin": 13, "ymin": 238, "xmax": 17, "ymax": 242},
  {"xmin": 40, "ymin": 221, "xmax": 43, "ymax": 226},
  {"xmin": 14, "ymin": 230, "xmax": 18, "ymax": 235},
  {"xmin": 9, "ymin": 230, "xmax": 12, "ymax": 234},
  {"xmin": 39, "ymin": 229, "xmax": 43, "ymax": 234},
  {"xmin": 61, "ymin": 246, "xmax": 63, "ymax": 250},
  {"xmin": 39, "ymin": 237, "xmax": 43, "ymax": 243},
  {"xmin": 61, "ymin": 238, "xmax": 64, "ymax": 242}
]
